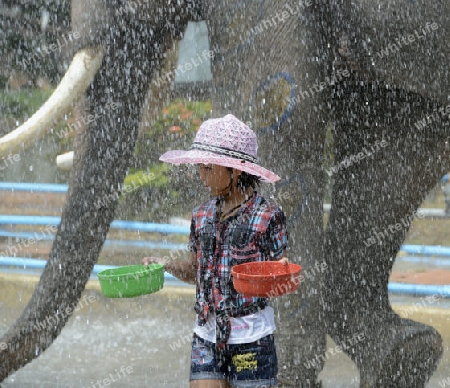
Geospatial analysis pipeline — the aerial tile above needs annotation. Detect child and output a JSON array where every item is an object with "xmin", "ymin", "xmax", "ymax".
[{"xmin": 143, "ymin": 114, "xmax": 289, "ymax": 388}]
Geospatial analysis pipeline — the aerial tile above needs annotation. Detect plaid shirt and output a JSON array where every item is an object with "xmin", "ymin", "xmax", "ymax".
[{"xmin": 188, "ymin": 192, "xmax": 288, "ymax": 348}]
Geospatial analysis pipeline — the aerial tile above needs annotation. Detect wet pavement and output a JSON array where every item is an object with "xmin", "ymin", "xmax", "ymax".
[{"xmin": 1, "ymin": 273, "xmax": 450, "ymax": 387}]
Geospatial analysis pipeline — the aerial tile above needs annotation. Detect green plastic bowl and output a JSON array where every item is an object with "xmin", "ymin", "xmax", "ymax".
[{"xmin": 97, "ymin": 264, "xmax": 164, "ymax": 298}]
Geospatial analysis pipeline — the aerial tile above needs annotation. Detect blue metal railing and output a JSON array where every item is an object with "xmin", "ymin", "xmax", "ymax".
[
  {"xmin": 401, "ymin": 244, "xmax": 450, "ymax": 257},
  {"xmin": 0, "ymin": 182, "xmax": 68, "ymax": 192},
  {"xmin": 0, "ymin": 215, "xmax": 190, "ymax": 235},
  {"xmin": 0, "ymin": 257, "xmax": 180, "ymax": 283},
  {"xmin": 0, "ymin": 182, "xmax": 449, "ymax": 296},
  {"xmin": 0, "ymin": 256, "xmax": 447, "ymax": 297},
  {"xmin": 0, "ymin": 229, "xmax": 186, "ymax": 251}
]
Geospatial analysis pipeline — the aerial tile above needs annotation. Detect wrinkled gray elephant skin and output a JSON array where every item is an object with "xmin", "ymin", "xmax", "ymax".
[
  {"xmin": 1, "ymin": 1, "xmax": 448, "ymax": 387},
  {"xmin": 0, "ymin": 0, "xmax": 200, "ymax": 381}
]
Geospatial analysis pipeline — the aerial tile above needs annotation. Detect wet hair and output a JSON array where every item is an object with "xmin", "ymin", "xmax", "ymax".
[{"xmin": 227, "ymin": 167, "xmax": 261, "ymax": 192}]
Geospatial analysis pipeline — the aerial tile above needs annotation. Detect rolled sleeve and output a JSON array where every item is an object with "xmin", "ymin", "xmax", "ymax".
[{"xmin": 266, "ymin": 209, "xmax": 288, "ymax": 259}]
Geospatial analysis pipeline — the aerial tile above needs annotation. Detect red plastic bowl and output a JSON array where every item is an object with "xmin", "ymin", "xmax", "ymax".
[{"xmin": 231, "ymin": 261, "xmax": 302, "ymax": 298}]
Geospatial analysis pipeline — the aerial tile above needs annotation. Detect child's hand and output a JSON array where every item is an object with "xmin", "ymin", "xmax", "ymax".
[
  {"xmin": 142, "ymin": 257, "xmax": 168, "ymax": 266},
  {"xmin": 278, "ymin": 257, "xmax": 289, "ymax": 265}
]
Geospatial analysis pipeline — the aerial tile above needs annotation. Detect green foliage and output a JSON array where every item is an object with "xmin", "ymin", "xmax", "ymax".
[
  {"xmin": 0, "ymin": 89, "xmax": 53, "ymax": 119},
  {"xmin": 134, "ymin": 99, "xmax": 211, "ymax": 166},
  {"xmin": 152, "ymin": 98, "xmax": 212, "ymax": 134},
  {"xmin": 126, "ymin": 98, "xmax": 212, "ymax": 198},
  {"xmin": 117, "ymin": 99, "xmax": 211, "ymax": 221},
  {"xmin": 122, "ymin": 164, "xmax": 170, "ymax": 198}
]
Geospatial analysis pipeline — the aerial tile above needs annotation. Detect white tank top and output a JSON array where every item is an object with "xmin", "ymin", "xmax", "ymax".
[{"xmin": 193, "ymin": 306, "xmax": 276, "ymax": 344}]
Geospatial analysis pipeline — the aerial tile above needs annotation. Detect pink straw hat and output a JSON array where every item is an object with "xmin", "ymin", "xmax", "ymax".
[{"xmin": 159, "ymin": 114, "xmax": 280, "ymax": 183}]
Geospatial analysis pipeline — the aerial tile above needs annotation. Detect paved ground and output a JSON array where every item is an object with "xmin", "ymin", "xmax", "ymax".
[
  {"xmin": 1, "ymin": 274, "xmax": 449, "ymax": 388},
  {"xmin": 1, "ymin": 190, "xmax": 450, "ymax": 386}
]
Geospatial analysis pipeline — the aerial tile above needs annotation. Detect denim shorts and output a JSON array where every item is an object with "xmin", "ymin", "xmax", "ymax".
[{"xmin": 189, "ymin": 333, "xmax": 278, "ymax": 388}]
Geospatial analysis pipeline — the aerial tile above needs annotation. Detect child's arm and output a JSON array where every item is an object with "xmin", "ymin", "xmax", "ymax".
[
  {"xmin": 265, "ymin": 209, "xmax": 289, "ymax": 261},
  {"xmin": 142, "ymin": 216, "xmax": 198, "ymax": 284},
  {"xmin": 163, "ymin": 254, "xmax": 197, "ymax": 284},
  {"xmin": 142, "ymin": 254, "xmax": 197, "ymax": 285}
]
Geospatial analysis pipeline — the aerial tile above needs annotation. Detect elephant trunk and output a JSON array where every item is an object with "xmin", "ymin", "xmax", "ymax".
[{"xmin": 0, "ymin": 2, "xmax": 196, "ymax": 379}]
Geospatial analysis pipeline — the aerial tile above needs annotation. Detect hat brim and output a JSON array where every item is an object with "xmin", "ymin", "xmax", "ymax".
[{"xmin": 159, "ymin": 149, "xmax": 281, "ymax": 183}]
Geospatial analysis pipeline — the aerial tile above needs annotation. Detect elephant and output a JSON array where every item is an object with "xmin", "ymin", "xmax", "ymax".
[{"xmin": 0, "ymin": 0, "xmax": 449, "ymax": 386}]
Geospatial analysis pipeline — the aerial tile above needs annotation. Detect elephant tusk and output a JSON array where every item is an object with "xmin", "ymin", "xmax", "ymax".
[
  {"xmin": 56, "ymin": 151, "xmax": 74, "ymax": 170},
  {"xmin": 0, "ymin": 48, "xmax": 105, "ymax": 158}
]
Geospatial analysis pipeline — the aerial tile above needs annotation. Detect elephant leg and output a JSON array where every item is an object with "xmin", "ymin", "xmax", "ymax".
[{"xmin": 325, "ymin": 80, "xmax": 446, "ymax": 387}]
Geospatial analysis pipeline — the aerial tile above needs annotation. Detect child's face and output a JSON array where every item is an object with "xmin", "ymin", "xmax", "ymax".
[{"xmin": 199, "ymin": 164, "xmax": 242, "ymax": 196}]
